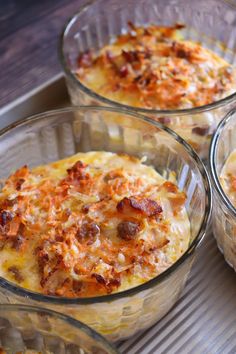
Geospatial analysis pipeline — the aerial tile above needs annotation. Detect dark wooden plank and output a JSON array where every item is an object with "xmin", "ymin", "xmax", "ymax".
[{"xmin": 0, "ymin": 0, "xmax": 86, "ymax": 108}]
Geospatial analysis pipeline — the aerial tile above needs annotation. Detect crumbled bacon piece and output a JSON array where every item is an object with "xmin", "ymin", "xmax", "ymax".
[
  {"xmin": 119, "ymin": 65, "xmax": 129, "ymax": 78},
  {"xmin": 0, "ymin": 210, "xmax": 13, "ymax": 226},
  {"xmin": 122, "ymin": 50, "xmax": 139, "ymax": 63},
  {"xmin": 175, "ymin": 23, "xmax": 185, "ymax": 30},
  {"xmin": 92, "ymin": 273, "xmax": 121, "ymax": 293},
  {"xmin": 63, "ymin": 160, "xmax": 93, "ymax": 193},
  {"xmin": 72, "ymin": 279, "xmax": 83, "ymax": 293},
  {"xmin": 67, "ymin": 160, "xmax": 88, "ymax": 180},
  {"xmin": 5, "ymin": 165, "xmax": 29, "ymax": 190},
  {"xmin": 76, "ymin": 220, "xmax": 100, "ymax": 242},
  {"xmin": 128, "ymin": 21, "xmax": 136, "ymax": 32},
  {"xmin": 15, "ymin": 178, "xmax": 25, "ymax": 191},
  {"xmin": 117, "ymin": 196, "xmax": 162, "ymax": 217},
  {"xmin": 8, "ymin": 266, "xmax": 24, "ymax": 282},
  {"xmin": 117, "ymin": 220, "xmax": 140, "ymax": 241},
  {"xmin": 78, "ymin": 50, "xmax": 93, "ymax": 68},
  {"xmin": 92, "ymin": 273, "xmax": 106, "ymax": 285}
]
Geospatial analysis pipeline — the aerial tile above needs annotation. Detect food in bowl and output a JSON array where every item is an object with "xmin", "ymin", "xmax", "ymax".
[
  {"xmin": 0, "ymin": 151, "xmax": 190, "ymax": 297},
  {"xmin": 210, "ymin": 108, "xmax": 236, "ymax": 270},
  {"xmin": 73, "ymin": 22, "xmax": 236, "ymax": 156},
  {"xmin": 0, "ymin": 106, "xmax": 210, "ymax": 341},
  {"xmin": 219, "ymin": 150, "xmax": 236, "ymax": 206},
  {"xmin": 77, "ymin": 23, "xmax": 235, "ymax": 110}
]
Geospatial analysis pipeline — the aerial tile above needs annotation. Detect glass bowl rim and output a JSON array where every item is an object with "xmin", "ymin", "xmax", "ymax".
[
  {"xmin": 59, "ymin": 0, "xmax": 236, "ymax": 116},
  {"xmin": 0, "ymin": 303, "xmax": 118, "ymax": 353},
  {"xmin": 209, "ymin": 107, "xmax": 236, "ymax": 218},
  {"xmin": 0, "ymin": 105, "xmax": 212, "ymax": 304}
]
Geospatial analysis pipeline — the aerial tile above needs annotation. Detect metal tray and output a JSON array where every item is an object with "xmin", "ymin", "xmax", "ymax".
[{"xmin": 1, "ymin": 76, "xmax": 236, "ymax": 354}]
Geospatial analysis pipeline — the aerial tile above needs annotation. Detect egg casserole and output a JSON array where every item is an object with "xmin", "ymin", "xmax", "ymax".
[
  {"xmin": 77, "ymin": 23, "xmax": 236, "ymax": 110},
  {"xmin": 0, "ymin": 151, "xmax": 190, "ymax": 298},
  {"xmin": 219, "ymin": 149, "xmax": 236, "ymax": 206},
  {"xmin": 75, "ymin": 23, "xmax": 236, "ymax": 157}
]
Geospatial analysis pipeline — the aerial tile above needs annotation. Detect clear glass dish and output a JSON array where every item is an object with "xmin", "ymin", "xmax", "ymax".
[
  {"xmin": 0, "ymin": 106, "xmax": 211, "ymax": 341},
  {"xmin": 210, "ymin": 108, "xmax": 236, "ymax": 270},
  {"xmin": 0, "ymin": 303, "xmax": 117, "ymax": 353},
  {"xmin": 60, "ymin": 0, "xmax": 236, "ymax": 160}
]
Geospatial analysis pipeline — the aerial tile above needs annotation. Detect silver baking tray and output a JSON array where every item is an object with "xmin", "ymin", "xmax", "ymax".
[{"xmin": 1, "ymin": 75, "xmax": 236, "ymax": 354}]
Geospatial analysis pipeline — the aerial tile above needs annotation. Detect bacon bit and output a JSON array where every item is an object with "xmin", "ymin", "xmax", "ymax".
[
  {"xmin": 172, "ymin": 42, "xmax": 191, "ymax": 60},
  {"xmin": 117, "ymin": 220, "xmax": 140, "ymax": 241},
  {"xmin": 117, "ymin": 196, "xmax": 162, "ymax": 217},
  {"xmin": 5, "ymin": 165, "xmax": 29, "ymax": 190},
  {"xmin": 92, "ymin": 273, "xmax": 121, "ymax": 293},
  {"xmin": 8, "ymin": 266, "xmax": 24, "ymax": 282},
  {"xmin": 122, "ymin": 50, "xmax": 139, "ymax": 63},
  {"xmin": 92, "ymin": 273, "xmax": 106, "ymax": 285},
  {"xmin": 72, "ymin": 279, "xmax": 83, "ymax": 293},
  {"xmin": 63, "ymin": 160, "xmax": 93, "ymax": 193},
  {"xmin": 135, "ymin": 72, "xmax": 158, "ymax": 89},
  {"xmin": 76, "ymin": 221, "xmax": 100, "ymax": 242},
  {"xmin": 55, "ymin": 235, "xmax": 64, "ymax": 242},
  {"xmin": 15, "ymin": 178, "xmax": 25, "ymax": 191},
  {"xmin": 128, "ymin": 21, "xmax": 136, "ymax": 32},
  {"xmin": 0, "ymin": 210, "xmax": 13, "ymax": 226},
  {"xmin": 106, "ymin": 278, "xmax": 121, "ymax": 293},
  {"xmin": 192, "ymin": 126, "xmax": 210, "ymax": 136},
  {"xmin": 67, "ymin": 160, "xmax": 88, "ymax": 180},
  {"xmin": 144, "ymin": 28, "xmax": 151, "ymax": 36},
  {"xmin": 78, "ymin": 50, "xmax": 93, "ymax": 68},
  {"xmin": 81, "ymin": 204, "xmax": 90, "ymax": 213},
  {"xmin": 175, "ymin": 23, "xmax": 185, "ymax": 30},
  {"xmin": 119, "ymin": 65, "xmax": 129, "ymax": 78}
]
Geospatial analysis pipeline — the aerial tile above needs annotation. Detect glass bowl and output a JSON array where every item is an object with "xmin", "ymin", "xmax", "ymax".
[
  {"xmin": 0, "ymin": 106, "xmax": 211, "ymax": 341},
  {"xmin": 0, "ymin": 304, "xmax": 117, "ymax": 353},
  {"xmin": 60, "ymin": 0, "xmax": 236, "ymax": 160},
  {"xmin": 210, "ymin": 108, "xmax": 236, "ymax": 270}
]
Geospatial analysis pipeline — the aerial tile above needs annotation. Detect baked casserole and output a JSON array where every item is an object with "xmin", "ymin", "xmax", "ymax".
[{"xmin": 0, "ymin": 151, "xmax": 190, "ymax": 297}]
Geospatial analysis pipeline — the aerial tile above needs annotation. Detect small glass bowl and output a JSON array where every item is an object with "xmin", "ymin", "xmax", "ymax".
[
  {"xmin": 0, "ymin": 304, "xmax": 117, "ymax": 353},
  {"xmin": 60, "ymin": 0, "xmax": 236, "ymax": 160},
  {"xmin": 0, "ymin": 106, "xmax": 211, "ymax": 341},
  {"xmin": 210, "ymin": 108, "xmax": 236, "ymax": 270}
]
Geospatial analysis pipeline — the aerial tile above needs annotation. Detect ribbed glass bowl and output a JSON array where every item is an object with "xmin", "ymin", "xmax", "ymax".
[
  {"xmin": 0, "ymin": 304, "xmax": 117, "ymax": 353},
  {"xmin": 210, "ymin": 108, "xmax": 236, "ymax": 270},
  {"xmin": 0, "ymin": 106, "xmax": 211, "ymax": 341},
  {"xmin": 60, "ymin": 0, "xmax": 236, "ymax": 160}
]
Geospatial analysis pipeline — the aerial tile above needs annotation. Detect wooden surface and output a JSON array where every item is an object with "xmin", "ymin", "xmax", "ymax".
[{"xmin": 0, "ymin": 0, "xmax": 86, "ymax": 109}]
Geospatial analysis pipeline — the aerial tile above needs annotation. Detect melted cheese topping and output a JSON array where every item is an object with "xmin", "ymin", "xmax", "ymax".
[
  {"xmin": 220, "ymin": 149, "xmax": 236, "ymax": 206},
  {"xmin": 0, "ymin": 152, "xmax": 190, "ymax": 297},
  {"xmin": 77, "ymin": 23, "xmax": 236, "ymax": 110}
]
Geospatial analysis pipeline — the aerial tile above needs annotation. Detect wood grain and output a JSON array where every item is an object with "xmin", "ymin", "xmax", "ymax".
[{"xmin": 0, "ymin": 0, "xmax": 86, "ymax": 108}]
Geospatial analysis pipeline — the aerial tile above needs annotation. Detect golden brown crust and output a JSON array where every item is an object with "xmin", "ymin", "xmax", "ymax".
[
  {"xmin": 0, "ymin": 153, "xmax": 188, "ymax": 297},
  {"xmin": 77, "ymin": 23, "xmax": 236, "ymax": 109}
]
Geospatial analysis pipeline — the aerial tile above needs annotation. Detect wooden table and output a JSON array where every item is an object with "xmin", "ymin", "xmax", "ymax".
[{"xmin": 0, "ymin": 0, "xmax": 86, "ymax": 109}]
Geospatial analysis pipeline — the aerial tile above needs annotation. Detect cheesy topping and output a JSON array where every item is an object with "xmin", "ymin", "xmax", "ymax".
[
  {"xmin": 77, "ymin": 23, "xmax": 236, "ymax": 110},
  {"xmin": 0, "ymin": 152, "xmax": 190, "ymax": 297},
  {"xmin": 220, "ymin": 149, "xmax": 236, "ymax": 206}
]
